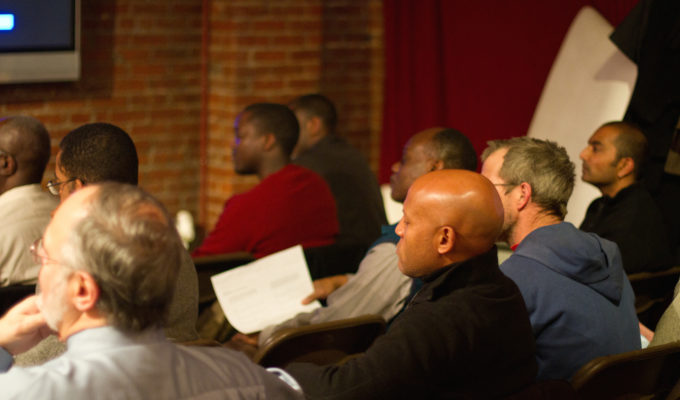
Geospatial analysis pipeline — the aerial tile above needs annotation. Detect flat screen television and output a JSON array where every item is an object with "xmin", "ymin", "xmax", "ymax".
[{"xmin": 0, "ymin": 0, "xmax": 80, "ymax": 84}]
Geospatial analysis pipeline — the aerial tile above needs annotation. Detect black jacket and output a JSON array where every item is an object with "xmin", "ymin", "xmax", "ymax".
[{"xmin": 286, "ymin": 247, "xmax": 537, "ymax": 399}]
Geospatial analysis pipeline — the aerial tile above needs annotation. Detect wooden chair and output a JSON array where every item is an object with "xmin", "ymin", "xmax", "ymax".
[
  {"xmin": 0, "ymin": 284, "xmax": 36, "ymax": 315},
  {"xmin": 571, "ymin": 340, "xmax": 680, "ymax": 400},
  {"xmin": 253, "ymin": 314, "xmax": 386, "ymax": 368},
  {"xmin": 629, "ymin": 265, "xmax": 680, "ymax": 329}
]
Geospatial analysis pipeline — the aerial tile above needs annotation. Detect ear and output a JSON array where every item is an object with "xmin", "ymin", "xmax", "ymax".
[
  {"xmin": 434, "ymin": 226, "xmax": 456, "ymax": 255},
  {"xmin": 73, "ymin": 179, "xmax": 85, "ymax": 191},
  {"xmin": 516, "ymin": 182, "xmax": 532, "ymax": 211},
  {"xmin": 0, "ymin": 153, "xmax": 17, "ymax": 176},
  {"xmin": 69, "ymin": 271, "xmax": 100, "ymax": 312},
  {"xmin": 307, "ymin": 116, "xmax": 323, "ymax": 138},
  {"xmin": 430, "ymin": 159, "xmax": 445, "ymax": 172},
  {"xmin": 262, "ymin": 133, "xmax": 277, "ymax": 152},
  {"xmin": 616, "ymin": 157, "xmax": 634, "ymax": 179}
]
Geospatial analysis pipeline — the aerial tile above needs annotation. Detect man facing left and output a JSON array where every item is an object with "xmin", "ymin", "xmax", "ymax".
[
  {"xmin": 0, "ymin": 183, "xmax": 302, "ymax": 399},
  {"xmin": 0, "ymin": 116, "xmax": 57, "ymax": 286}
]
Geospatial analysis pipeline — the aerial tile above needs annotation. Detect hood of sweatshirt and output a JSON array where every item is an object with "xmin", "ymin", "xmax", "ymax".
[{"xmin": 513, "ymin": 222, "xmax": 624, "ymax": 304}]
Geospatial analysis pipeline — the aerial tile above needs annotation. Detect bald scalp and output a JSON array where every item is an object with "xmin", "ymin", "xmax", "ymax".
[
  {"xmin": 408, "ymin": 170, "xmax": 504, "ymax": 259},
  {"xmin": 0, "ymin": 116, "xmax": 51, "ymax": 184}
]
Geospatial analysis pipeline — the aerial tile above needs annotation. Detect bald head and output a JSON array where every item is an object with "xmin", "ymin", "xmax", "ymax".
[
  {"xmin": 0, "ymin": 116, "xmax": 51, "ymax": 191},
  {"xmin": 395, "ymin": 170, "xmax": 503, "ymax": 277}
]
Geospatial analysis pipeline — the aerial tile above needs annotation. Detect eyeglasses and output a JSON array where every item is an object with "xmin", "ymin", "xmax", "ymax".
[
  {"xmin": 30, "ymin": 238, "xmax": 60, "ymax": 266},
  {"xmin": 46, "ymin": 178, "xmax": 77, "ymax": 196}
]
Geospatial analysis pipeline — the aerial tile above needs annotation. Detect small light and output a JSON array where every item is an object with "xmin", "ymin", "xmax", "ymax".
[{"xmin": 0, "ymin": 14, "xmax": 15, "ymax": 31}]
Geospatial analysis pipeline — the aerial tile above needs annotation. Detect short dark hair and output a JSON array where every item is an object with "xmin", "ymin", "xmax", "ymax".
[
  {"xmin": 60, "ymin": 183, "xmax": 182, "ymax": 331},
  {"xmin": 59, "ymin": 123, "xmax": 138, "ymax": 185},
  {"xmin": 0, "ymin": 116, "xmax": 51, "ymax": 183},
  {"xmin": 289, "ymin": 94, "xmax": 338, "ymax": 135},
  {"xmin": 243, "ymin": 103, "xmax": 299, "ymax": 157},
  {"xmin": 431, "ymin": 128, "xmax": 477, "ymax": 171},
  {"xmin": 601, "ymin": 121, "xmax": 647, "ymax": 179}
]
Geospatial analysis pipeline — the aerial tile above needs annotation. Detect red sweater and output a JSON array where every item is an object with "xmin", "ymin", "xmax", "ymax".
[{"xmin": 193, "ymin": 165, "xmax": 339, "ymax": 258}]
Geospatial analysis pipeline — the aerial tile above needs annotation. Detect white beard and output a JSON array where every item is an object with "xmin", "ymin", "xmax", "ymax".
[{"xmin": 35, "ymin": 276, "xmax": 70, "ymax": 332}]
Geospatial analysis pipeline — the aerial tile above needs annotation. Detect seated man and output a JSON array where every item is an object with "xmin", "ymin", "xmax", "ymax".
[
  {"xmin": 579, "ymin": 121, "xmax": 672, "ymax": 273},
  {"xmin": 257, "ymin": 127, "xmax": 478, "ymax": 346},
  {"xmin": 481, "ymin": 137, "xmax": 640, "ymax": 380},
  {"xmin": 290, "ymin": 94, "xmax": 386, "ymax": 248},
  {"xmin": 0, "ymin": 116, "xmax": 56, "ymax": 286},
  {"xmin": 17, "ymin": 122, "xmax": 199, "ymax": 366},
  {"xmin": 0, "ymin": 183, "xmax": 302, "ymax": 399},
  {"xmin": 193, "ymin": 103, "xmax": 338, "ymax": 258},
  {"xmin": 285, "ymin": 170, "xmax": 537, "ymax": 399}
]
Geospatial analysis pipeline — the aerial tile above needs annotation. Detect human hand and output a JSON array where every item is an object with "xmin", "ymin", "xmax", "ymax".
[
  {"xmin": 231, "ymin": 332, "xmax": 260, "ymax": 347},
  {"xmin": 301, "ymin": 275, "xmax": 349, "ymax": 305},
  {"xmin": 0, "ymin": 296, "xmax": 50, "ymax": 355}
]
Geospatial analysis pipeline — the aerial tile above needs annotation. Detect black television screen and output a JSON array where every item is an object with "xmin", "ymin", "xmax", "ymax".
[
  {"xmin": 0, "ymin": 2, "xmax": 75, "ymax": 52},
  {"xmin": 0, "ymin": 0, "xmax": 80, "ymax": 84}
]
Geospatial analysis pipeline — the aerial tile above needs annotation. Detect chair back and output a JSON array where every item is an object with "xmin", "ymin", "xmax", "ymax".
[
  {"xmin": 253, "ymin": 314, "xmax": 386, "ymax": 368},
  {"xmin": 629, "ymin": 265, "xmax": 680, "ymax": 329},
  {"xmin": 193, "ymin": 252, "xmax": 255, "ymax": 307},
  {"xmin": 571, "ymin": 341, "xmax": 680, "ymax": 400}
]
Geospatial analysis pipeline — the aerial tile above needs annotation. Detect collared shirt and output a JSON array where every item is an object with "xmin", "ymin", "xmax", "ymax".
[
  {"xmin": 0, "ymin": 326, "xmax": 302, "ymax": 400},
  {"xmin": 0, "ymin": 184, "xmax": 57, "ymax": 286}
]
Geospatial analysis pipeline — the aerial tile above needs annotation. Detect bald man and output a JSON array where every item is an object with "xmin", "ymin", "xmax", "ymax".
[
  {"xmin": 255, "ymin": 127, "xmax": 477, "ymax": 346},
  {"xmin": 284, "ymin": 170, "xmax": 537, "ymax": 399},
  {"xmin": 0, "ymin": 117, "xmax": 57, "ymax": 286}
]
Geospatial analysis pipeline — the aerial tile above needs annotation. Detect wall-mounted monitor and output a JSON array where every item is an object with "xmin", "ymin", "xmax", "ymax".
[{"xmin": 0, "ymin": 0, "xmax": 80, "ymax": 84}]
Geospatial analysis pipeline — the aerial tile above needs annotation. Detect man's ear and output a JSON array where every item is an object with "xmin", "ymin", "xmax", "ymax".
[
  {"xmin": 434, "ymin": 226, "xmax": 456, "ymax": 255},
  {"xmin": 516, "ymin": 182, "xmax": 532, "ymax": 211},
  {"xmin": 73, "ymin": 179, "xmax": 85, "ymax": 191},
  {"xmin": 69, "ymin": 271, "xmax": 100, "ymax": 312},
  {"xmin": 431, "ymin": 159, "xmax": 445, "ymax": 171},
  {"xmin": 616, "ymin": 157, "xmax": 635, "ymax": 179},
  {"xmin": 262, "ymin": 133, "xmax": 277, "ymax": 152},
  {"xmin": 0, "ymin": 153, "xmax": 17, "ymax": 176},
  {"xmin": 307, "ymin": 116, "xmax": 323, "ymax": 138}
]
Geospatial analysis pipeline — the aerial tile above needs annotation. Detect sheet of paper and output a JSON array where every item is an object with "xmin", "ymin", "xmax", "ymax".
[{"xmin": 211, "ymin": 245, "xmax": 321, "ymax": 334}]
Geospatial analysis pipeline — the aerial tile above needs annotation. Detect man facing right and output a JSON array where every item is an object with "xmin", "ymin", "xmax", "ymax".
[
  {"xmin": 579, "ymin": 121, "xmax": 672, "ymax": 273},
  {"xmin": 481, "ymin": 137, "xmax": 640, "ymax": 381}
]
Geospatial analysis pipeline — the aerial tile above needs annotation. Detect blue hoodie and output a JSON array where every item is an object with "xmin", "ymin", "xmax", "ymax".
[{"xmin": 500, "ymin": 222, "xmax": 640, "ymax": 381}]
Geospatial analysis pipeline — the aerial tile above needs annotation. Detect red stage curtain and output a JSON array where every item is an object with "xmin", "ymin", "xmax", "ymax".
[{"xmin": 380, "ymin": 0, "xmax": 639, "ymax": 181}]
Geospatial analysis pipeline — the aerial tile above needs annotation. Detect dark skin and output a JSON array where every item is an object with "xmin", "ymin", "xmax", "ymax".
[{"xmin": 0, "ymin": 120, "xmax": 45, "ymax": 195}]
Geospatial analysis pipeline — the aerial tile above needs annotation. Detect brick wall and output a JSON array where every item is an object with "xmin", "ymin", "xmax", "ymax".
[
  {"xmin": 203, "ymin": 0, "xmax": 384, "ymax": 229},
  {"xmin": 0, "ymin": 0, "xmax": 384, "ymax": 232}
]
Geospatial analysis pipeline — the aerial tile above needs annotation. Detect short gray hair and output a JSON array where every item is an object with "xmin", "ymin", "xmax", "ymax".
[
  {"xmin": 482, "ymin": 137, "xmax": 575, "ymax": 219},
  {"xmin": 60, "ymin": 183, "xmax": 182, "ymax": 332}
]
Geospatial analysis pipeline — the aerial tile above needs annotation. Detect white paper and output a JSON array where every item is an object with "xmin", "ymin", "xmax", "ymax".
[{"xmin": 211, "ymin": 245, "xmax": 321, "ymax": 334}]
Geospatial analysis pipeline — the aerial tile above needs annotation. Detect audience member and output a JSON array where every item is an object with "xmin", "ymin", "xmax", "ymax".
[
  {"xmin": 650, "ymin": 280, "xmax": 680, "ymax": 347},
  {"xmin": 257, "ymin": 127, "xmax": 478, "ymax": 346},
  {"xmin": 0, "ymin": 117, "xmax": 56, "ymax": 286},
  {"xmin": 285, "ymin": 170, "xmax": 537, "ymax": 399},
  {"xmin": 17, "ymin": 122, "xmax": 199, "ymax": 366},
  {"xmin": 580, "ymin": 121, "xmax": 672, "ymax": 273},
  {"xmin": 290, "ymin": 94, "xmax": 386, "ymax": 248},
  {"xmin": 0, "ymin": 183, "xmax": 302, "ymax": 399},
  {"xmin": 481, "ymin": 137, "xmax": 640, "ymax": 380},
  {"xmin": 193, "ymin": 103, "xmax": 338, "ymax": 259}
]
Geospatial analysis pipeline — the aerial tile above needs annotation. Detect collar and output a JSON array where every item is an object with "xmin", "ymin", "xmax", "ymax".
[
  {"xmin": 600, "ymin": 182, "xmax": 641, "ymax": 204},
  {"xmin": 410, "ymin": 247, "xmax": 499, "ymax": 305},
  {"xmin": 65, "ymin": 326, "xmax": 166, "ymax": 357}
]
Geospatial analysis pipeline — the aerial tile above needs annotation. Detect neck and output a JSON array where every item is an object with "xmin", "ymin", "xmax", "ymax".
[
  {"xmin": 598, "ymin": 177, "xmax": 634, "ymax": 198},
  {"xmin": 257, "ymin": 157, "xmax": 289, "ymax": 180},
  {"xmin": 58, "ymin": 312, "xmax": 108, "ymax": 342},
  {"xmin": 509, "ymin": 207, "xmax": 563, "ymax": 247}
]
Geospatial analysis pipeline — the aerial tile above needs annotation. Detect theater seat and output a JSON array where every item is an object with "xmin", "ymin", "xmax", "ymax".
[
  {"xmin": 253, "ymin": 314, "xmax": 386, "ymax": 368},
  {"xmin": 629, "ymin": 265, "xmax": 680, "ymax": 329},
  {"xmin": 193, "ymin": 252, "xmax": 255, "ymax": 307},
  {"xmin": 571, "ymin": 340, "xmax": 680, "ymax": 399}
]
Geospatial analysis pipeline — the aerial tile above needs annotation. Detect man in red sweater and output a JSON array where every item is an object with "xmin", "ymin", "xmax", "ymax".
[{"xmin": 193, "ymin": 103, "xmax": 338, "ymax": 259}]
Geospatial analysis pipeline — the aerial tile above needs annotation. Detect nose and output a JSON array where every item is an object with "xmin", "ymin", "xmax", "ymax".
[
  {"xmin": 579, "ymin": 147, "xmax": 588, "ymax": 161},
  {"xmin": 395, "ymin": 219, "xmax": 404, "ymax": 237}
]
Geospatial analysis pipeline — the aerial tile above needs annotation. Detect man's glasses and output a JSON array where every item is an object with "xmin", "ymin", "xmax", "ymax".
[
  {"xmin": 30, "ymin": 238, "xmax": 59, "ymax": 266},
  {"xmin": 46, "ymin": 178, "xmax": 77, "ymax": 196}
]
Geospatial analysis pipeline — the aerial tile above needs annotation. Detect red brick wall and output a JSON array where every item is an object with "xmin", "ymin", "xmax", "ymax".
[
  {"xmin": 0, "ymin": 0, "xmax": 384, "ymax": 232},
  {"xmin": 203, "ymin": 0, "xmax": 384, "ymax": 229}
]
